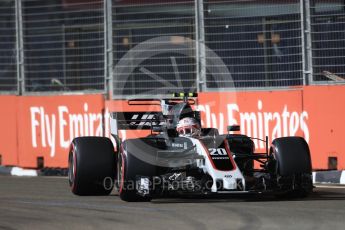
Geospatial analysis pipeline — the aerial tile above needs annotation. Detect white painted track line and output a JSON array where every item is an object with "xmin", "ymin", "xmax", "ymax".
[
  {"xmin": 315, "ymin": 184, "xmax": 345, "ymax": 189},
  {"xmin": 340, "ymin": 171, "xmax": 345, "ymax": 185}
]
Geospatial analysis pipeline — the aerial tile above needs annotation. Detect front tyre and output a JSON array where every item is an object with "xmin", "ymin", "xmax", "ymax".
[
  {"xmin": 68, "ymin": 137, "xmax": 116, "ymax": 196},
  {"xmin": 271, "ymin": 136, "xmax": 313, "ymax": 198},
  {"xmin": 116, "ymin": 140, "xmax": 156, "ymax": 202}
]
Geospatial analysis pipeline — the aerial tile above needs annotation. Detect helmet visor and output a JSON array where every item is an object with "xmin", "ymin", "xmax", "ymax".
[{"xmin": 177, "ymin": 126, "xmax": 198, "ymax": 137}]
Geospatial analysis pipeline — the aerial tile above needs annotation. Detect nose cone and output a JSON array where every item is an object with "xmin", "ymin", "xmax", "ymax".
[{"xmin": 223, "ymin": 177, "xmax": 237, "ymax": 190}]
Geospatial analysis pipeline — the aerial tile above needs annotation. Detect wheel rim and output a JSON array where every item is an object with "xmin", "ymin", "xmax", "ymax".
[
  {"xmin": 116, "ymin": 155, "xmax": 121, "ymax": 187},
  {"xmin": 68, "ymin": 144, "xmax": 76, "ymax": 189},
  {"xmin": 68, "ymin": 152, "xmax": 74, "ymax": 185},
  {"xmin": 117, "ymin": 152, "xmax": 125, "ymax": 193}
]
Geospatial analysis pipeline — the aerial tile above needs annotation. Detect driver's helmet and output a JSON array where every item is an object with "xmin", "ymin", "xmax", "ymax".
[{"xmin": 176, "ymin": 117, "xmax": 201, "ymax": 137}]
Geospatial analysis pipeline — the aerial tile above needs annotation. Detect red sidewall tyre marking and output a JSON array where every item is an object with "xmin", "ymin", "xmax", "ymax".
[
  {"xmin": 70, "ymin": 143, "xmax": 77, "ymax": 192},
  {"xmin": 119, "ymin": 151, "xmax": 125, "ymax": 194}
]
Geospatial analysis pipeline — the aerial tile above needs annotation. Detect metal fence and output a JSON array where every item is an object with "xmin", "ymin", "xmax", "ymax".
[
  {"xmin": 22, "ymin": 0, "xmax": 105, "ymax": 93},
  {"xmin": 309, "ymin": 0, "xmax": 345, "ymax": 83},
  {"xmin": 204, "ymin": 0, "xmax": 304, "ymax": 89},
  {"xmin": 0, "ymin": 0, "xmax": 17, "ymax": 93},
  {"xmin": 112, "ymin": 0, "xmax": 197, "ymax": 97},
  {"xmin": 0, "ymin": 0, "xmax": 344, "ymax": 96}
]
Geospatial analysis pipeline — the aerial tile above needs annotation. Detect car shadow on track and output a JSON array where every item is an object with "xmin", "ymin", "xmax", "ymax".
[{"xmin": 149, "ymin": 188, "xmax": 345, "ymax": 204}]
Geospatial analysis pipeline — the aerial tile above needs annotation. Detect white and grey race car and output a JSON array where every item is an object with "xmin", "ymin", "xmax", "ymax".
[{"xmin": 68, "ymin": 93, "xmax": 313, "ymax": 201}]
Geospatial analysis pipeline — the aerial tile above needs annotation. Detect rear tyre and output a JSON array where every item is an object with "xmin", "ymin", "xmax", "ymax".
[
  {"xmin": 68, "ymin": 137, "xmax": 116, "ymax": 196},
  {"xmin": 271, "ymin": 137, "xmax": 313, "ymax": 198},
  {"xmin": 116, "ymin": 140, "xmax": 156, "ymax": 202}
]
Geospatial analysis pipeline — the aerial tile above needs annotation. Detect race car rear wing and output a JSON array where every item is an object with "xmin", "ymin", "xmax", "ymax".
[
  {"xmin": 110, "ymin": 111, "xmax": 165, "ymax": 135},
  {"xmin": 110, "ymin": 93, "xmax": 198, "ymax": 136}
]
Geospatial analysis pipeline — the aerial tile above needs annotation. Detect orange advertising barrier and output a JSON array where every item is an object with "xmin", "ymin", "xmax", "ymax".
[
  {"xmin": 0, "ymin": 85, "xmax": 344, "ymax": 169},
  {"xmin": 16, "ymin": 94, "xmax": 105, "ymax": 168},
  {"xmin": 303, "ymin": 86, "xmax": 345, "ymax": 170},
  {"xmin": 0, "ymin": 96, "xmax": 18, "ymax": 166},
  {"xmin": 197, "ymin": 90, "xmax": 306, "ymax": 148}
]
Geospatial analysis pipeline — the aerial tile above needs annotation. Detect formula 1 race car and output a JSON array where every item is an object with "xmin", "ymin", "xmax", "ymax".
[{"xmin": 68, "ymin": 93, "xmax": 313, "ymax": 201}]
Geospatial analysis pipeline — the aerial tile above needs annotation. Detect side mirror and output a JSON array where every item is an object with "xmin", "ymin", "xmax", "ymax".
[
  {"xmin": 152, "ymin": 126, "xmax": 163, "ymax": 132},
  {"xmin": 227, "ymin": 125, "xmax": 240, "ymax": 132}
]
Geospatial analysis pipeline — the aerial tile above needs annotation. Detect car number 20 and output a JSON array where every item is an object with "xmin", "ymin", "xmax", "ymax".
[{"xmin": 209, "ymin": 148, "xmax": 227, "ymax": 156}]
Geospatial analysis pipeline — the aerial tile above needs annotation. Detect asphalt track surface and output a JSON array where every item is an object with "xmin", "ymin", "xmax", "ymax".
[{"xmin": 1, "ymin": 176, "xmax": 345, "ymax": 230}]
